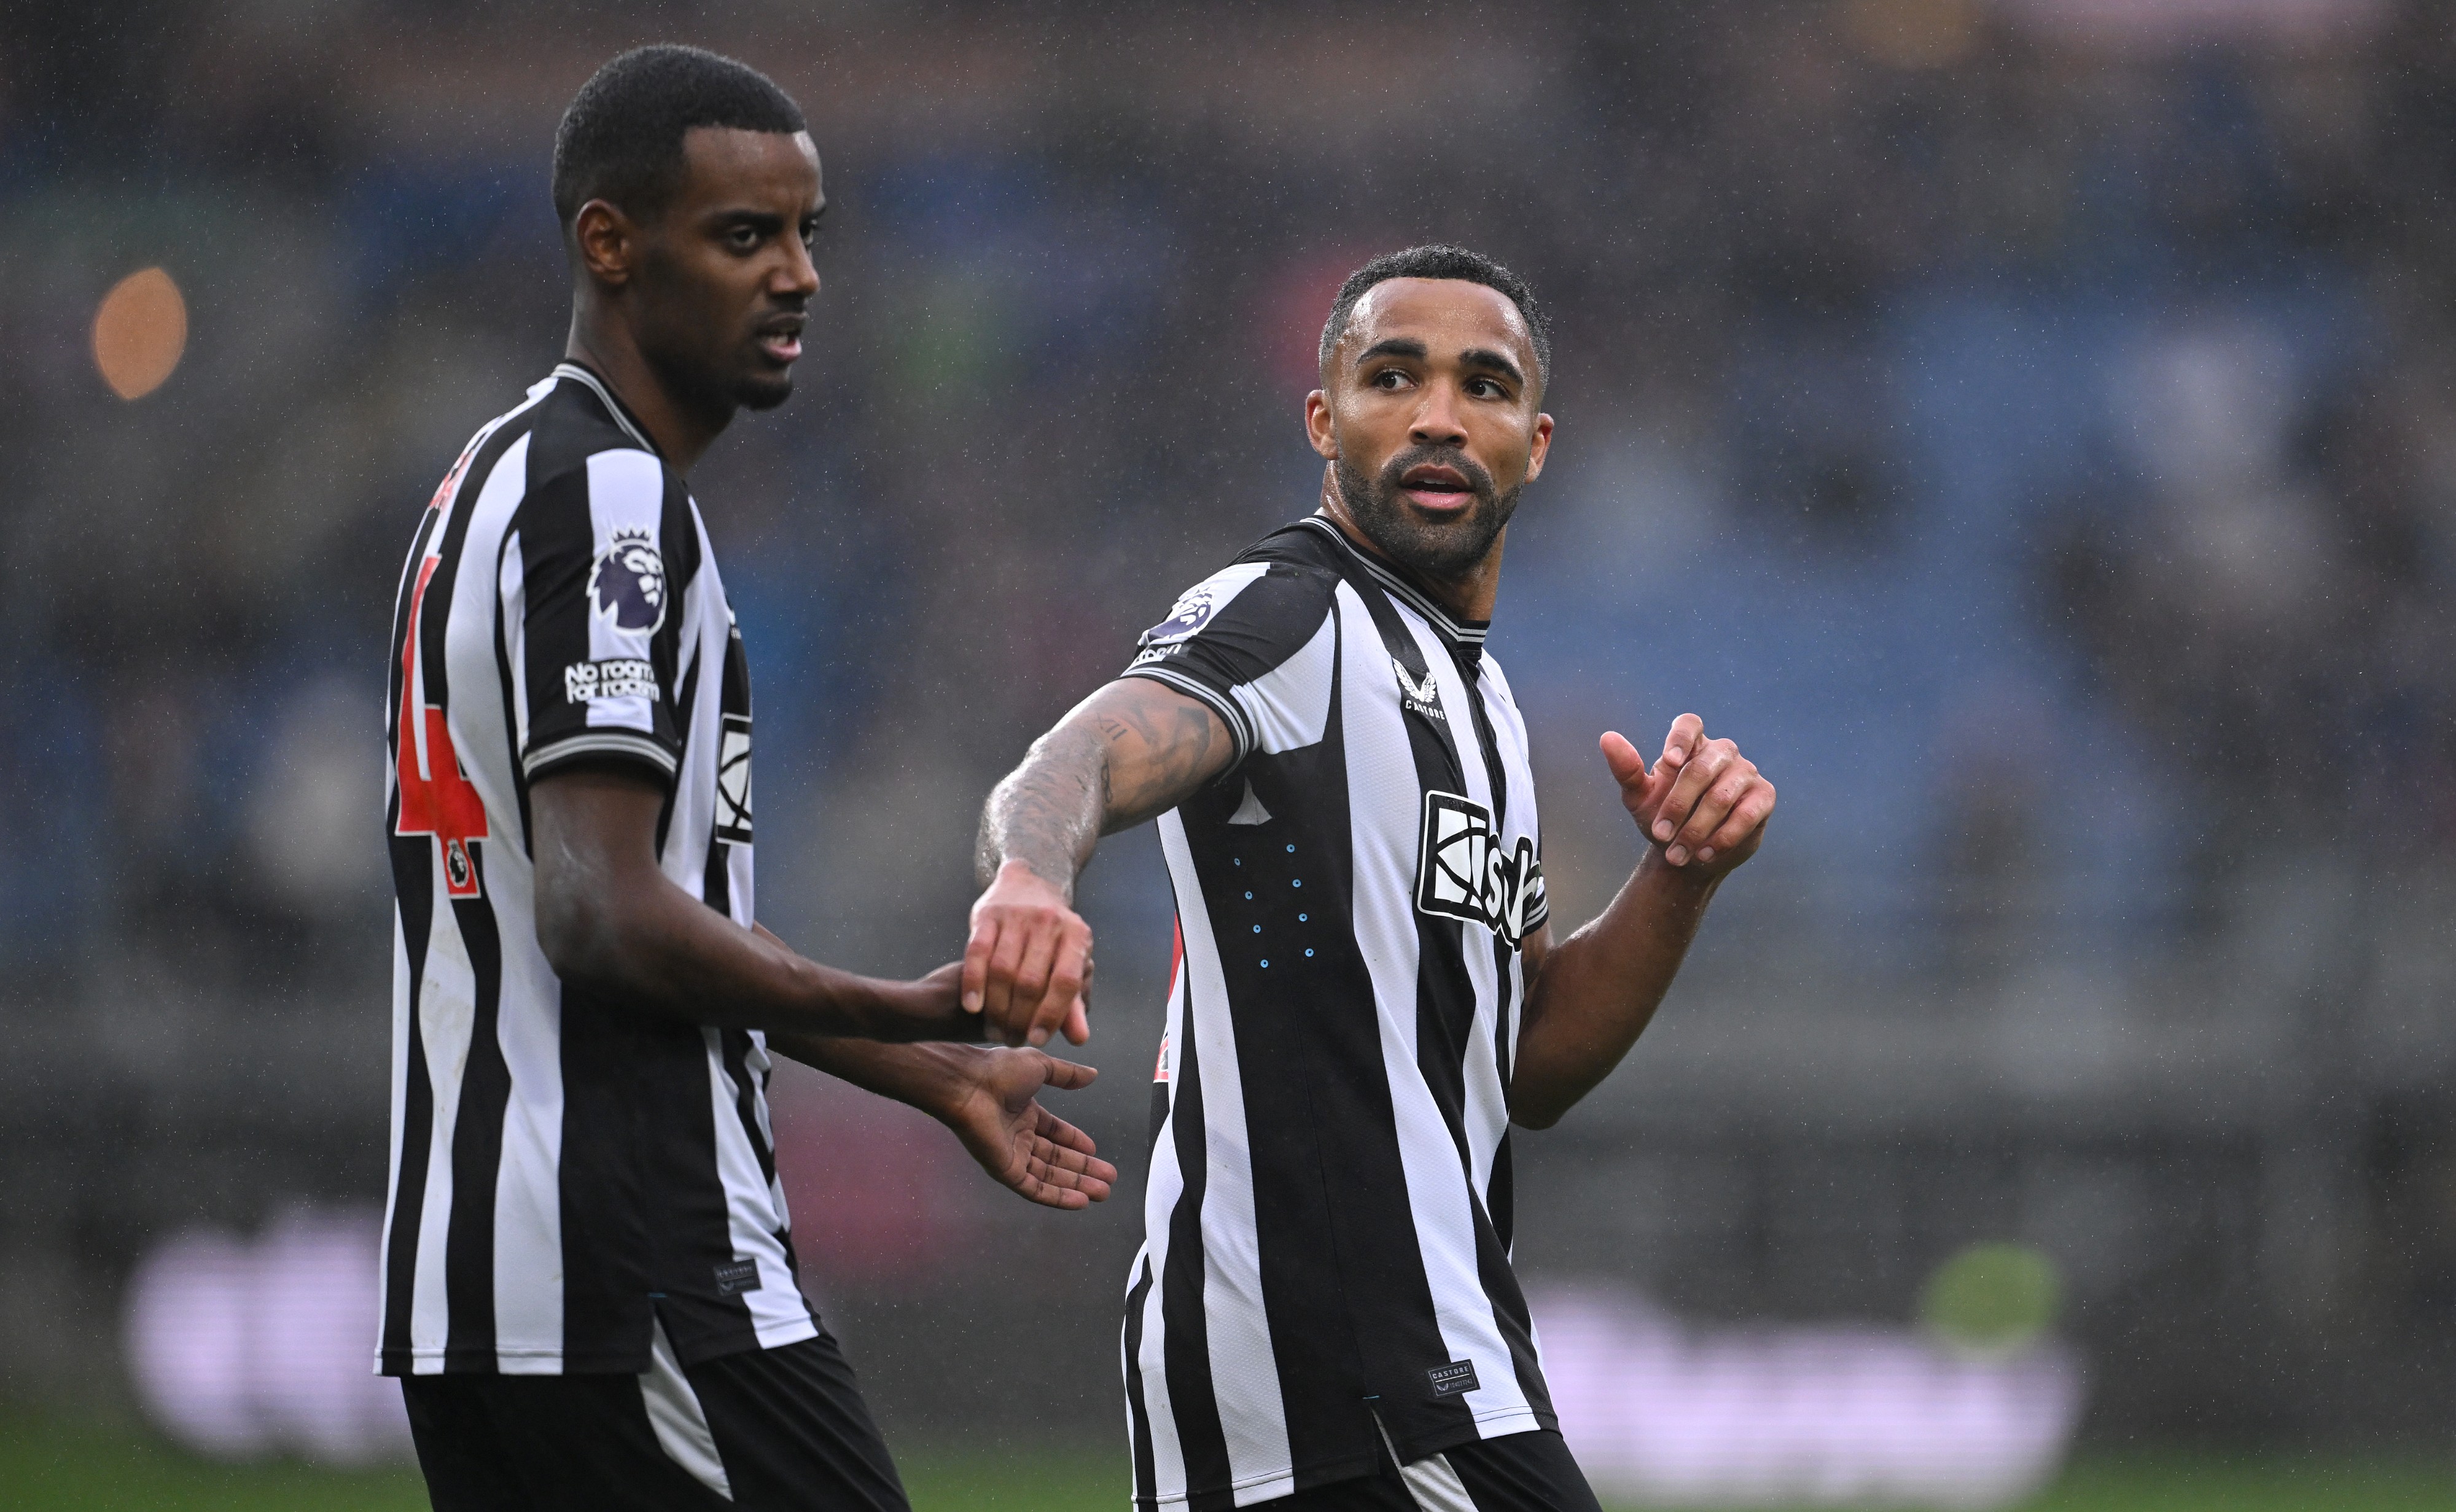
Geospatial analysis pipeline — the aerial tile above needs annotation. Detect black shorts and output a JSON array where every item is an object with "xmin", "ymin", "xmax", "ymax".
[
  {"xmin": 1258, "ymin": 1426, "xmax": 1600, "ymax": 1512},
  {"xmin": 400, "ymin": 1323, "xmax": 906, "ymax": 1512}
]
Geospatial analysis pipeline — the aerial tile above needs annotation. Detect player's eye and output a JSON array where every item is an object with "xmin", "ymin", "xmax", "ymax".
[
  {"xmin": 1466, "ymin": 377, "xmax": 1505, "ymax": 399},
  {"xmin": 1370, "ymin": 368, "xmax": 1412, "ymax": 391},
  {"xmin": 728, "ymin": 225, "xmax": 762, "ymax": 252}
]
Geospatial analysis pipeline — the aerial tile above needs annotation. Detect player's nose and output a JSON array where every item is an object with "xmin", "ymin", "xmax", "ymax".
[
  {"xmin": 776, "ymin": 240, "xmax": 820, "ymax": 299},
  {"xmin": 1409, "ymin": 385, "xmax": 1468, "ymax": 446}
]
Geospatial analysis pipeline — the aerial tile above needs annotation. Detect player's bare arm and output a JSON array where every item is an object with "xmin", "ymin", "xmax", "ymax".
[
  {"xmin": 771, "ymin": 1034, "xmax": 1119, "ymax": 1210},
  {"xmin": 1509, "ymin": 712, "xmax": 1776, "ymax": 1128},
  {"xmin": 532, "ymin": 763, "xmax": 979, "ymax": 1041},
  {"xmin": 965, "ymin": 677, "xmax": 1233, "ymax": 1048}
]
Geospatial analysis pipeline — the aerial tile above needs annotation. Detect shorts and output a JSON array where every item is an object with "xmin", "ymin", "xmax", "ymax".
[
  {"xmin": 400, "ymin": 1320, "xmax": 907, "ymax": 1512},
  {"xmin": 1256, "ymin": 1425, "xmax": 1600, "ymax": 1512}
]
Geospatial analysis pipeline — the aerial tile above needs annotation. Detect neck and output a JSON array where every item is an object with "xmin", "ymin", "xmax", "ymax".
[
  {"xmin": 565, "ymin": 302, "xmax": 730, "ymax": 471},
  {"xmin": 1316, "ymin": 466, "xmax": 1504, "ymax": 623}
]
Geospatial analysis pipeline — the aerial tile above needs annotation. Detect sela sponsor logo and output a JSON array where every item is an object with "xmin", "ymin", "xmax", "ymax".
[
  {"xmin": 712, "ymin": 1258, "xmax": 762, "ymax": 1296},
  {"xmin": 563, "ymin": 658, "xmax": 658, "ymax": 704},
  {"xmin": 1415, "ymin": 791, "xmax": 1545, "ymax": 948},
  {"xmin": 1427, "ymin": 1359, "xmax": 1481, "ymax": 1398},
  {"xmin": 1140, "ymin": 582, "xmax": 1225, "ymax": 649},
  {"xmin": 714, "ymin": 712, "xmax": 753, "ymax": 844},
  {"xmin": 1393, "ymin": 658, "xmax": 1446, "ymax": 722},
  {"xmin": 589, "ymin": 528, "xmax": 667, "ymax": 633}
]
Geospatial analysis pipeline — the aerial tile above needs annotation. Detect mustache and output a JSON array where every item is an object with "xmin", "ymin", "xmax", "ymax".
[{"xmin": 1377, "ymin": 444, "xmax": 1497, "ymax": 503}]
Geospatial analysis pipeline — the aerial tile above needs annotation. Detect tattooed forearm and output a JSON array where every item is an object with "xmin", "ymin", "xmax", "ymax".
[
  {"xmin": 975, "ymin": 680, "xmax": 1235, "ymax": 892},
  {"xmin": 975, "ymin": 720, "xmax": 1106, "ymax": 894}
]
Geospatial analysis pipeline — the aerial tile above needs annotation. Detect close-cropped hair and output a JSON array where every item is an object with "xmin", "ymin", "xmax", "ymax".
[
  {"xmin": 1317, "ymin": 244, "xmax": 1553, "ymax": 389},
  {"xmin": 551, "ymin": 44, "xmax": 806, "ymax": 230}
]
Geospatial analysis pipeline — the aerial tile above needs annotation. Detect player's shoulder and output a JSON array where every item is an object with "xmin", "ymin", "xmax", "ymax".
[
  {"xmin": 518, "ymin": 368, "xmax": 685, "ymax": 503},
  {"xmin": 1230, "ymin": 516, "xmax": 1351, "ymax": 582},
  {"xmin": 1140, "ymin": 521, "xmax": 1346, "ymax": 646}
]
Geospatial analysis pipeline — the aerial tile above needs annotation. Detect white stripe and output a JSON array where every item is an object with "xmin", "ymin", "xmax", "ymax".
[
  {"xmin": 407, "ymin": 851, "xmax": 474, "ymax": 1371},
  {"xmin": 1231, "ymin": 610, "xmax": 1338, "ymax": 755},
  {"xmin": 375, "ymin": 913, "xmax": 411, "ymax": 1371},
  {"xmin": 641, "ymin": 1317, "xmax": 733, "ymax": 1500},
  {"xmin": 521, "ymin": 730, "xmax": 679, "ymax": 777},
  {"xmin": 1131, "ymin": 943, "xmax": 1193, "ymax": 1503},
  {"xmin": 582, "ymin": 448, "xmax": 670, "ymax": 736},
  {"xmin": 1337, "ymin": 585, "xmax": 1526, "ymax": 1428},
  {"xmin": 485, "ymin": 847, "xmax": 567, "ymax": 1370},
  {"xmin": 1376, "ymin": 1415, "xmax": 1479, "ymax": 1512},
  {"xmin": 704, "ymin": 1026, "xmax": 819, "ymax": 1350},
  {"xmin": 1160, "ymin": 812, "xmax": 1296, "ymax": 1501}
]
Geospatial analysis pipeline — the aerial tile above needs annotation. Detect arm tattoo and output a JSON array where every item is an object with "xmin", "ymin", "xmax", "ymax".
[{"xmin": 975, "ymin": 682, "xmax": 1232, "ymax": 892}]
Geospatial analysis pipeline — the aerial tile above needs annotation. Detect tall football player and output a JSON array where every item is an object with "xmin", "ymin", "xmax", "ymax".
[
  {"xmin": 381, "ymin": 46, "xmax": 1113, "ymax": 1512},
  {"xmin": 965, "ymin": 246, "xmax": 1774, "ymax": 1510}
]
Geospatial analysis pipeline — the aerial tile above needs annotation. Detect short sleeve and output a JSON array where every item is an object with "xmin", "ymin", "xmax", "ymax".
[
  {"xmin": 510, "ymin": 448, "xmax": 685, "ymax": 784},
  {"xmin": 1120, "ymin": 559, "xmax": 1340, "ymax": 765}
]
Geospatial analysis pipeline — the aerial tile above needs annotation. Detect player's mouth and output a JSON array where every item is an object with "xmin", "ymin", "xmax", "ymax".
[
  {"xmin": 1398, "ymin": 462, "xmax": 1476, "ymax": 513},
  {"xmin": 754, "ymin": 315, "xmax": 805, "ymax": 365}
]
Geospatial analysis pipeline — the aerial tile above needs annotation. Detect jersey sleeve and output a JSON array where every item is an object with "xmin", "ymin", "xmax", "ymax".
[
  {"xmin": 1120, "ymin": 559, "xmax": 1340, "ymax": 766},
  {"xmin": 509, "ymin": 448, "xmax": 686, "ymax": 785}
]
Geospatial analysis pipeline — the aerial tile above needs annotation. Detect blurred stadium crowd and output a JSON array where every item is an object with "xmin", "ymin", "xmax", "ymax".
[{"xmin": 6, "ymin": 0, "xmax": 2456, "ymax": 1451}]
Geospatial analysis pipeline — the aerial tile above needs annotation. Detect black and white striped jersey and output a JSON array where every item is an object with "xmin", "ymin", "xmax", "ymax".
[
  {"xmin": 1118, "ymin": 516, "xmax": 1555, "ymax": 1509},
  {"xmin": 378, "ymin": 362, "xmax": 809, "ymax": 1379}
]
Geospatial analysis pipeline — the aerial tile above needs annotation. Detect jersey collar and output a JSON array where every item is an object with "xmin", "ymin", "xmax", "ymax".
[
  {"xmin": 550, "ymin": 361, "xmax": 661, "ymax": 457},
  {"xmin": 1298, "ymin": 515, "xmax": 1491, "ymax": 652}
]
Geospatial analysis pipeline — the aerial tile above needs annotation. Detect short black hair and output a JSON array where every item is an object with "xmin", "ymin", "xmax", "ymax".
[
  {"xmin": 1317, "ymin": 244, "xmax": 1553, "ymax": 389},
  {"xmin": 551, "ymin": 45, "xmax": 806, "ymax": 230}
]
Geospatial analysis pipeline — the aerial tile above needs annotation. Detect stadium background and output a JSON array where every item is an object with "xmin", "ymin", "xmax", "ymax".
[{"xmin": 7, "ymin": 0, "xmax": 2456, "ymax": 1506}]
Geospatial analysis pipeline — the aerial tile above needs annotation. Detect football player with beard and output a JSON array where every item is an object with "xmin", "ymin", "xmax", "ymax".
[{"xmin": 961, "ymin": 245, "xmax": 1776, "ymax": 1510}]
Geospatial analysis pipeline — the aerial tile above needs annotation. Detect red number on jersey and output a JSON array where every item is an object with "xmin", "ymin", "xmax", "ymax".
[{"xmin": 395, "ymin": 554, "xmax": 489, "ymax": 898}]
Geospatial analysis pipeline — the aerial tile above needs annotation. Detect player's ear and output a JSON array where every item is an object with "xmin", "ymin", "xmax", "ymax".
[
  {"xmin": 1524, "ymin": 411, "xmax": 1554, "ymax": 483},
  {"xmin": 572, "ymin": 200, "xmax": 636, "ymax": 289},
  {"xmin": 1305, "ymin": 389, "xmax": 1337, "ymax": 460}
]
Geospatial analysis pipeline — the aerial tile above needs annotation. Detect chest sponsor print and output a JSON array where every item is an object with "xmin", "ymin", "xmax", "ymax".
[{"xmin": 1415, "ymin": 790, "xmax": 1542, "ymax": 948}]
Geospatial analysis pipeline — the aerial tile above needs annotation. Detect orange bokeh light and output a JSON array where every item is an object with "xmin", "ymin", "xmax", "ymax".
[{"xmin": 93, "ymin": 267, "xmax": 189, "ymax": 400}]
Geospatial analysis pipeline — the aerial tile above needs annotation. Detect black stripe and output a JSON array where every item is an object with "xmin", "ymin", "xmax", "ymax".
[
  {"xmin": 441, "ymin": 862, "xmax": 512, "ymax": 1369},
  {"xmin": 1158, "ymin": 965, "xmax": 1233, "ymax": 1508},
  {"xmin": 1123, "ymin": 1254, "xmax": 1160, "ymax": 1511},
  {"xmin": 556, "ymin": 992, "xmax": 655, "ymax": 1372},
  {"xmin": 380, "ymin": 820, "xmax": 435, "ymax": 1371},
  {"xmin": 642, "ymin": 1022, "xmax": 762, "ymax": 1366}
]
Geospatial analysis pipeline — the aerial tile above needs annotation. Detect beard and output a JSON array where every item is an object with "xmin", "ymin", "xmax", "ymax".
[{"xmin": 1334, "ymin": 443, "xmax": 1522, "ymax": 582}]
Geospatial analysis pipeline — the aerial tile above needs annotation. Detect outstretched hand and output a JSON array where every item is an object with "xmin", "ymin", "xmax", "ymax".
[
  {"xmin": 934, "ymin": 1046, "xmax": 1117, "ymax": 1210},
  {"xmin": 1601, "ymin": 713, "xmax": 1775, "ymax": 878}
]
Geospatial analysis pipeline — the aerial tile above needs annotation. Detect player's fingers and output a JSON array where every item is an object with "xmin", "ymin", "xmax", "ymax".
[
  {"xmin": 1659, "ymin": 713, "xmax": 1706, "ymax": 773},
  {"xmin": 1007, "ymin": 924, "xmax": 1062, "ymax": 1046},
  {"xmin": 1599, "ymin": 730, "xmax": 1648, "ymax": 789},
  {"xmin": 1672, "ymin": 757, "xmax": 1758, "ymax": 859},
  {"xmin": 1035, "ymin": 1054, "xmax": 1100, "ymax": 1093},
  {"xmin": 1034, "ymin": 1107, "xmax": 1111, "ymax": 1169},
  {"xmin": 1031, "ymin": 922, "xmax": 1091, "ymax": 1049},
  {"xmin": 1026, "ymin": 1139, "xmax": 1115, "ymax": 1198},
  {"xmin": 1651, "ymin": 739, "xmax": 1731, "ymax": 849},
  {"xmin": 1061, "ymin": 996, "xmax": 1091, "ymax": 1046},
  {"xmin": 980, "ymin": 916, "xmax": 1032, "ymax": 1039},
  {"xmin": 1698, "ymin": 784, "xmax": 1777, "ymax": 863},
  {"xmin": 961, "ymin": 917, "xmax": 999, "ymax": 1014}
]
